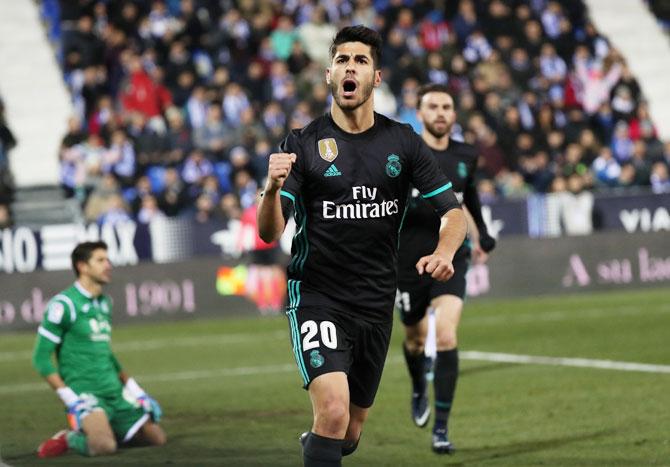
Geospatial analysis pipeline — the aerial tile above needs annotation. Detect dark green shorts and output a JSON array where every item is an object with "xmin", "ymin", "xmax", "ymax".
[{"xmin": 78, "ymin": 389, "xmax": 149, "ymax": 442}]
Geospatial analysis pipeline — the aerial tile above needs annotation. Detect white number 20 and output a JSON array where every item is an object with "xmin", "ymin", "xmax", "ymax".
[{"xmin": 301, "ymin": 320, "xmax": 337, "ymax": 350}]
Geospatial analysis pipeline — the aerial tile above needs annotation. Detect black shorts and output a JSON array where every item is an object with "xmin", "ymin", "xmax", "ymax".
[
  {"xmin": 396, "ymin": 253, "xmax": 469, "ymax": 326},
  {"xmin": 285, "ymin": 305, "xmax": 393, "ymax": 408}
]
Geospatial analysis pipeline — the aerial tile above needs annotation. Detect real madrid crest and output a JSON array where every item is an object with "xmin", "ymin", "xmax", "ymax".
[
  {"xmin": 309, "ymin": 350, "xmax": 325, "ymax": 368},
  {"xmin": 386, "ymin": 154, "xmax": 402, "ymax": 177},
  {"xmin": 318, "ymin": 138, "xmax": 338, "ymax": 162}
]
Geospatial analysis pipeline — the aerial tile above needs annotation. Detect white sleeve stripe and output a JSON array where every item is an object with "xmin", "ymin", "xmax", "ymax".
[
  {"xmin": 55, "ymin": 294, "xmax": 76, "ymax": 322},
  {"xmin": 38, "ymin": 326, "xmax": 62, "ymax": 344}
]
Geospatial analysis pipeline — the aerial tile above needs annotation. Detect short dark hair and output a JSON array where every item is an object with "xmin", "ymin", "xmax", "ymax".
[
  {"xmin": 329, "ymin": 25, "xmax": 382, "ymax": 69},
  {"xmin": 417, "ymin": 84, "xmax": 453, "ymax": 109},
  {"xmin": 71, "ymin": 241, "xmax": 108, "ymax": 277}
]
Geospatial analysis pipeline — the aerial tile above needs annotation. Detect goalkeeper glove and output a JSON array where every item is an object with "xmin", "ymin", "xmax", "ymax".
[
  {"xmin": 125, "ymin": 378, "xmax": 162, "ymax": 423},
  {"xmin": 137, "ymin": 394, "xmax": 162, "ymax": 423},
  {"xmin": 57, "ymin": 387, "xmax": 95, "ymax": 431}
]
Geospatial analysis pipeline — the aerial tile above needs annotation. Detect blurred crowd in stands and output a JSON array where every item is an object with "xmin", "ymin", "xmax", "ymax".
[{"xmin": 30, "ymin": 0, "xmax": 670, "ymax": 227}]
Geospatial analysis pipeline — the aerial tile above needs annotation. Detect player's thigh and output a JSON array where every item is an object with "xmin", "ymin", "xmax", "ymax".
[
  {"xmin": 308, "ymin": 371, "xmax": 350, "ymax": 436},
  {"xmin": 309, "ymin": 371, "xmax": 350, "ymax": 415},
  {"xmin": 129, "ymin": 421, "xmax": 167, "ymax": 447},
  {"xmin": 429, "ymin": 253, "xmax": 467, "ymax": 325},
  {"xmin": 431, "ymin": 294, "xmax": 464, "ymax": 330},
  {"xmin": 397, "ymin": 274, "xmax": 432, "ymax": 331},
  {"xmin": 286, "ymin": 306, "xmax": 354, "ymax": 390},
  {"xmin": 81, "ymin": 409, "xmax": 117, "ymax": 453},
  {"xmin": 431, "ymin": 295, "xmax": 463, "ymax": 350},
  {"xmin": 82, "ymin": 409, "xmax": 114, "ymax": 438},
  {"xmin": 348, "ymin": 319, "xmax": 392, "ymax": 409}
]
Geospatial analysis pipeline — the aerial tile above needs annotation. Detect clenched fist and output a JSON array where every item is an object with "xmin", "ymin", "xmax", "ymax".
[
  {"xmin": 416, "ymin": 253, "xmax": 455, "ymax": 281},
  {"xmin": 266, "ymin": 152, "xmax": 297, "ymax": 192}
]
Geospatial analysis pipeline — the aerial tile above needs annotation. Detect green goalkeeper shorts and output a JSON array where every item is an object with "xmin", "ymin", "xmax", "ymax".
[{"xmin": 78, "ymin": 388, "xmax": 149, "ymax": 442}]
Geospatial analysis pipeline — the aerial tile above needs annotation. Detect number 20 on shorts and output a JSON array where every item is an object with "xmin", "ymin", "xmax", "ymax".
[{"xmin": 301, "ymin": 320, "xmax": 337, "ymax": 350}]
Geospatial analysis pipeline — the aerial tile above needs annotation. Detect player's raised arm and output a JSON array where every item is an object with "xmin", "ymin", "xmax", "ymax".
[
  {"xmin": 258, "ymin": 131, "xmax": 304, "ymax": 243},
  {"xmin": 257, "ymin": 151, "xmax": 297, "ymax": 242}
]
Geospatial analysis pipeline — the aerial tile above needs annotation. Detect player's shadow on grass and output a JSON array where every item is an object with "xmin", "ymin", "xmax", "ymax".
[
  {"xmin": 172, "ymin": 407, "xmax": 304, "ymax": 422},
  {"xmin": 166, "ymin": 433, "xmax": 299, "ymax": 466},
  {"xmin": 452, "ymin": 429, "xmax": 619, "ymax": 465},
  {"xmin": 149, "ymin": 421, "xmax": 302, "ymax": 465}
]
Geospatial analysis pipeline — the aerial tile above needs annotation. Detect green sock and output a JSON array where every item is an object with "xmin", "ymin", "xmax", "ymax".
[{"xmin": 66, "ymin": 431, "xmax": 89, "ymax": 456}]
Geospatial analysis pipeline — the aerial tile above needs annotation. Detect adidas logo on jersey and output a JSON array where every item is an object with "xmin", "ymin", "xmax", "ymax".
[{"xmin": 324, "ymin": 164, "xmax": 342, "ymax": 177}]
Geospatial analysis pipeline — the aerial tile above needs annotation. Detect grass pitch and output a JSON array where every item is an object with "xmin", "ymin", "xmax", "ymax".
[{"xmin": 1, "ymin": 287, "xmax": 669, "ymax": 466}]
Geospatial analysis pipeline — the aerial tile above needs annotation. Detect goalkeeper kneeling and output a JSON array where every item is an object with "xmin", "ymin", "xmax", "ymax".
[{"xmin": 31, "ymin": 241, "xmax": 166, "ymax": 457}]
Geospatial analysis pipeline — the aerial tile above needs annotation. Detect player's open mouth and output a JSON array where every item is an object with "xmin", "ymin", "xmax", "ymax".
[{"xmin": 342, "ymin": 79, "xmax": 357, "ymax": 97}]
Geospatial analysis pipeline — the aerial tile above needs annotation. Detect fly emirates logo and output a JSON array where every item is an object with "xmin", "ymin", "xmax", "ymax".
[{"xmin": 322, "ymin": 186, "xmax": 399, "ymax": 220}]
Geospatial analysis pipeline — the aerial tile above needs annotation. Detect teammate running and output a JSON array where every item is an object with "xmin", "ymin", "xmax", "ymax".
[{"xmin": 397, "ymin": 84, "xmax": 496, "ymax": 454}]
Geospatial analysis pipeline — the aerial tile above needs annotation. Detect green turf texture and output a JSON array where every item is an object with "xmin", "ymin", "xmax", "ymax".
[{"xmin": 1, "ymin": 287, "xmax": 668, "ymax": 466}]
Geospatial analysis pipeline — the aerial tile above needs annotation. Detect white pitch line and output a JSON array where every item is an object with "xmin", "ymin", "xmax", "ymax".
[
  {"xmin": 0, "ymin": 363, "xmax": 298, "ymax": 395},
  {"xmin": 1, "ymin": 352, "xmax": 668, "ymax": 396},
  {"xmin": 460, "ymin": 351, "xmax": 670, "ymax": 374},
  {"xmin": 144, "ymin": 363, "xmax": 297, "ymax": 383},
  {"xmin": 3, "ymin": 302, "xmax": 669, "ymax": 362},
  {"xmin": 0, "ymin": 304, "xmax": 638, "ymax": 362}
]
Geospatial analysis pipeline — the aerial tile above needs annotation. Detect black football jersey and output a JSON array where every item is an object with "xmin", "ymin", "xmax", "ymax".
[
  {"xmin": 398, "ymin": 138, "xmax": 488, "ymax": 272},
  {"xmin": 279, "ymin": 113, "xmax": 460, "ymax": 322}
]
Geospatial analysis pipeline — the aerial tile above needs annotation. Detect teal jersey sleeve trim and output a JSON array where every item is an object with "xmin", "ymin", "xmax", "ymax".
[
  {"xmin": 421, "ymin": 182, "xmax": 453, "ymax": 199},
  {"xmin": 280, "ymin": 190, "xmax": 296, "ymax": 203},
  {"xmin": 397, "ymin": 204, "xmax": 409, "ymax": 249}
]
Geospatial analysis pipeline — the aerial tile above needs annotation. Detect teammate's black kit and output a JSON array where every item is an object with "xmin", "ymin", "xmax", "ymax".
[
  {"xmin": 397, "ymin": 138, "xmax": 493, "ymax": 325},
  {"xmin": 278, "ymin": 112, "xmax": 460, "ymax": 406}
]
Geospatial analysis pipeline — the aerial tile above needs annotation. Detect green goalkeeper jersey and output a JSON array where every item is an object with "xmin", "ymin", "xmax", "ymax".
[{"xmin": 33, "ymin": 282, "xmax": 121, "ymax": 396}]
